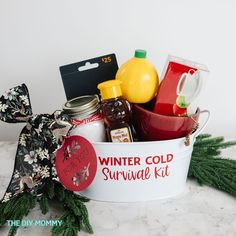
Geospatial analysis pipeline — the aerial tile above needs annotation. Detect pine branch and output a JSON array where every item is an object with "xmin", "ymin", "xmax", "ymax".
[
  {"xmin": 51, "ymin": 181, "xmax": 93, "ymax": 235},
  {"xmin": 80, "ymin": 202, "xmax": 93, "ymax": 233},
  {"xmin": 0, "ymin": 193, "xmax": 36, "ymax": 236},
  {"xmin": 54, "ymin": 181, "xmax": 65, "ymax": 202},
  {"xmin": 8, "ymin": 226, "xmax": 18, "ymax": 236},
  {"xmin": 194, "ymin": 133, "xmax": 212, "ymax": 140},
  {"xmin": 51, "ymin": 210, "xmax": 80, "ymax": 236},
  {"xmin": 39, "ymin": 195, "xmax": 49, "ymax": 215},
  {"xmin": 0, "ymin": 181, "xmax": 92, "ymax": 236},
  {"xmin": 46, "ymin": 181, "xmax": 55, "ymax": 199},
  {"xmin": 189, "ymin": 134, "xmax": 236, "ymax": 197}
]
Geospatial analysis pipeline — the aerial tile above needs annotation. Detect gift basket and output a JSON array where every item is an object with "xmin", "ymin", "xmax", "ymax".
[
  {"xmin": 58, "ymin": 50, "xmax": 210, "ymax": 202},
  {"xmin": 5, "ymin": 50, "xmax": 236, "ymax": 236}
]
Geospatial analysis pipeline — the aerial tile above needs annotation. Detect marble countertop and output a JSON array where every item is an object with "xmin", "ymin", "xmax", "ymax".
[{"xmin": 0, "ymin": 141, "xmax": 236, "ymax": 236}]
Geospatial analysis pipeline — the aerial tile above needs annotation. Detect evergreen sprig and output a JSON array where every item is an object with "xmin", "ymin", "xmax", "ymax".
[
  {"xmin": 189, "ymin": 134, "xmax": 236, "ymax": 196},
  {"xmin": 0, "ymin": 192, "xmax": 36, "ymax": 236},
  {"xmin": 39, "ymin": 195, "xmax": 49, "ymax": 215},
  {"xmin": 52, "ymin": 181, "xmax": 93, "ymax": 235},
  {"xmin": 0, "ymin": 181, "xmax": 92, "ymax": 236}
]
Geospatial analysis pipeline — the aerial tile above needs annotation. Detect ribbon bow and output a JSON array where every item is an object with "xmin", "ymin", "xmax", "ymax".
[{"xmin": 0, "ymin": 84, "xmax": 72, "ymax": 202}]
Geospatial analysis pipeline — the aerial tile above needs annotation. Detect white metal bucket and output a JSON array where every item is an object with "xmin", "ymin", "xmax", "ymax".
[{"xmin": 79, "ymin": 110, "xmax": 210, "ymax": 202}]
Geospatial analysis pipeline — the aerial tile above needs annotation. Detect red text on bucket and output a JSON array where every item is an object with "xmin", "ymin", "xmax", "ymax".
[{"xmin": 98, "ymin": 154, "xmax": 174, "ymax": 181}]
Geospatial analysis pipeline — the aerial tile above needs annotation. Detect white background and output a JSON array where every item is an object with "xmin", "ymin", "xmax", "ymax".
[{"xmin": 0, "ymin": 0, "xmax": 235, "ymax": 141}]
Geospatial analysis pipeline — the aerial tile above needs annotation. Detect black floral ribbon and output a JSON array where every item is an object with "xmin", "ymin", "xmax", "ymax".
[
  {"xmin": 0, "ymin": 84, "xmax": 72, "ymax": 202},
  {"xmin": 0, "ymin": 84, "xmax": 32, "ymax": 123}
]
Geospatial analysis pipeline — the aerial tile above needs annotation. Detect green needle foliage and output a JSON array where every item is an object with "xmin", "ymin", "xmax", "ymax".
[
  {"xmin": 189, "ymin": 134, "xmax": 236, "ymax": 196},
  {"xmin": 39, "ymin": 195, "xmax": 49, "ymax": 215},
  {"xmin": 0, "ymin": 192, "xmax": 36, "ymax": 236},
  {"xmin": 52, "ymin": 182, "xmax": 93, "ymax": 235},
  {"xmin": 0, "ymin": 181, "xmax": 92, "ymax": 236}
]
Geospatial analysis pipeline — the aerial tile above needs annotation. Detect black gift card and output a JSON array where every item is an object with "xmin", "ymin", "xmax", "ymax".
[{"xmin": 60, "ymin": 54, "xmax": 118, "ymax": 100}]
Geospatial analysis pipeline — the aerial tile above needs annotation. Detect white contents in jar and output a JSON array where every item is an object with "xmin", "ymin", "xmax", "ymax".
[
  {"xmin": 63, "ymin": 95, "xmax": 106, "ymax": 143},
  {"xmin": 70, "ymin": 119, "xmax": 106, "ymax": 142}
]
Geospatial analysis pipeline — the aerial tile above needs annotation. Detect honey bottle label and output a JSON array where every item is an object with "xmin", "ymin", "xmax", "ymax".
[{"xmin": 110, "ymin": 127, "xmax": 132, "ymax": 142}]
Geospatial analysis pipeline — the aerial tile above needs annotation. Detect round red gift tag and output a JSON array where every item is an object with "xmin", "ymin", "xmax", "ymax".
[{"xmin": 55, "ymin": 135, "xmax": 97, "ymax": 191}]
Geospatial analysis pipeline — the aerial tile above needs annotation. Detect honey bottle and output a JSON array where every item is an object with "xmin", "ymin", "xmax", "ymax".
[{"xmin": 97, "ymin": 80, "xmax": 133, "ymax": 142}]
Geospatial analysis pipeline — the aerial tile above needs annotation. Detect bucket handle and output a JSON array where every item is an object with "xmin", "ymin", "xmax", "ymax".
[{"xmin": 193, "ymin": 109, "xmax": 210, "ymax": 139}]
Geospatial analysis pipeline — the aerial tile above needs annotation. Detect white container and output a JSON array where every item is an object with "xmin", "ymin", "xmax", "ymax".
[
  {"xmin": 70, "ymin": 118, "xmax": 106, "ymax": 143},
  {"xmin": 63, "ymin": 95, "xmax": 106, "ymax": 142},
  {"xmin": 79, "ymin": 110, "xmax": 210, "ymax": 202}
]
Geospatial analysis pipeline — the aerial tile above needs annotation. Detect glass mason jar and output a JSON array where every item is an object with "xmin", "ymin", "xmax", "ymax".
[{"xmin": 63, "ymin": 95, "xmax": 106, "ymax": 142}]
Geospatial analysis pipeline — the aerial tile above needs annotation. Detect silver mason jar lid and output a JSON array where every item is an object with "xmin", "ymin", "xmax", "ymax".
[{"xmin": 63, "ymin": 95, "xmax": 100, "ymax": 118}]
